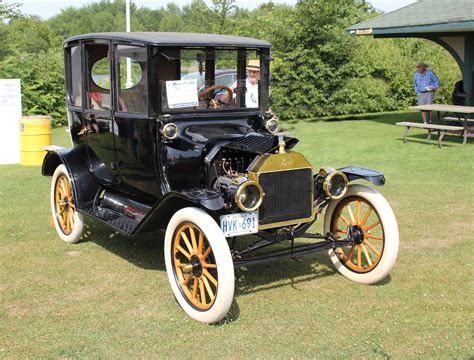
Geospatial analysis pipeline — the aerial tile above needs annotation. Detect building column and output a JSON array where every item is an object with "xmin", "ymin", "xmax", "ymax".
[{"xmin": 463, "ymin": 33, "xmax": 474, "ymax": 107}]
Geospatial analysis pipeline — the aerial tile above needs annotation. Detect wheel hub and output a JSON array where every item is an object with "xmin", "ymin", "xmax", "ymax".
[
  {"xmin": 190, "ymin": 255, "xmax": 202, "ymax": 277},
  {"xmin": 351, "ymin": 225, "xmax": 365, "ymax": 245}
]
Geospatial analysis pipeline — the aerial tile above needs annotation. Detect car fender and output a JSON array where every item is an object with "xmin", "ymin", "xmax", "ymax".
[
  {"xmin": 338, "ymin": 166, "xmax": 386, "ymax": 186},
  {"xmin": 133, "ymin": 189, "xmax": 225, "ymax": 235},
  {"xmin": 42, "ymin": 145, "xmax": 99, "ymax": 209}
]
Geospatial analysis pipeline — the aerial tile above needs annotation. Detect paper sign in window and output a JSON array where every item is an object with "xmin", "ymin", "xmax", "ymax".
[{"xmin": 166, "ymin": 80, "xmax": 199, "ymax": 109}]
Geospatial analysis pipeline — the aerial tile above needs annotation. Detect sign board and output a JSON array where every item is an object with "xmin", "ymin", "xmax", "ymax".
[
  {"xmin": 166, "ymin": 79, "xmax": 199, "ymax": 109},
  {"xmin": 0, "ymin": 79, "xmax": 22, "ymax": 164}
]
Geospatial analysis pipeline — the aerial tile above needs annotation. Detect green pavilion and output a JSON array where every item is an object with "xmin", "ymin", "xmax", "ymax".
[{"xmin": 348, "ymin": 0, "xmax": 474, "ymax": 106}]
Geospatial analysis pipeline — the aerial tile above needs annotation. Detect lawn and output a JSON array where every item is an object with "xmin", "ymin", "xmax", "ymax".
[{"xmin": 0, "ymin": 111, "xmax": 472, "ymax": 358}]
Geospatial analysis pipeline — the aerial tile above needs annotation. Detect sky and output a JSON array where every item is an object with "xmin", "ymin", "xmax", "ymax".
[{"xmin": 7, "ymin": 0, "xmax": 418, "ymax": 20}]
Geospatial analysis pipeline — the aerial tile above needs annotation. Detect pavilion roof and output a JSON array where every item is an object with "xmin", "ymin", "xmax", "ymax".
[{"xmin": 347, "ymin": 0, "xmax": 474, "ymax": 36}]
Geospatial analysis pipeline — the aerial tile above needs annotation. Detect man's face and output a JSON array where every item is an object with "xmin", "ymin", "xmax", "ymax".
[
  {"xmin": 417, "ymin": 66, "xmax": 426, "ymax": 74},
  {"xmin": 248, "ymin": 69, "xmax": 260, "ymax": 85}
]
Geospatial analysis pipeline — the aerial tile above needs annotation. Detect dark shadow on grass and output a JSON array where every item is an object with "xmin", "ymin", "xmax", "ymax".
[
  {"xmin": 80, "ymin": 220, "xmax": 166, "ymax": 271},
  {"xmin": 81, "ymin": 220, "xmax": 339, "ymax": 294}
]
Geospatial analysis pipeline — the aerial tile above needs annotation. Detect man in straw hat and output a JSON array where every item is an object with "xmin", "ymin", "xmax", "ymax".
[
  {"xmin": 224, "ymin": 59, "xmax": 260, "ymax": 107},
  {"xmin": 414, "ymin": 61, "xmax": 440, "ymax": 124},
  {"xmin": 245, "ymin": 59, "xmax": 260, "ymax": 107}
]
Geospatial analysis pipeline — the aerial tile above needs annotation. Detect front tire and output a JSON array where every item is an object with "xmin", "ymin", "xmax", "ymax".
[
  {"xmin": 164, "ymin": 207, "xmax": 235, "ymax": 324},
  {"xmin": 50, "ymin": 164, "xmax": 85, "ymax": 244},
  {"xmin": 324, "ymin": 184, "xmax": 399, "ymax": 284}
]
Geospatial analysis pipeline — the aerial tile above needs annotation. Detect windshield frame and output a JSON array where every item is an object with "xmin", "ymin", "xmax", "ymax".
[{"xmin": 151, "ymin": 46, "xmax": 270, "ymax": 116}]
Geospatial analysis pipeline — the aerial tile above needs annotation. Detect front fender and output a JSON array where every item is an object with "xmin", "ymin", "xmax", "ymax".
[
  {"xmin": 42, "ymin": 145, "xmax": 99, "ymax": 209},
  {"xmin": 338, "ymin": 166, "xmax": 385, "ymax": 186},
  {"xmin": 132, "ymin": 189, "xmax": 225, "ymax": 235}
]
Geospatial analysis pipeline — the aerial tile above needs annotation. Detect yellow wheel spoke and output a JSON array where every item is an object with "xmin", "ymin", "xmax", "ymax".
[
  {"xmin": 203, "ymin": 263, "xmax": 217, "ymax": 269},
  {"xmin": 176, "ymin": 245, "xmax": 191, "ymax": 259},
  {"xmin": 197, "ymin": 232, "xmax": 203, "ymax": 255},
  {"xmin": 361, "ymin": 207, "xmax": 372, "ymax": 225},
  {"xmin": 364, "ymin": 240, "xmax": 381, "ymax": 257},
  {"xmin": 202, "ymin": 246, "xmax": 212, "ymax": 260},
  {"xmin": 357, "ymin": 245, "xmax": 362, "ymax": 267},
  {"xmin": 202, "ymin": 276, "xmax": 215, "ymax": 301},
  {"xmin": 366, "ymin": 234, "xmax": 383, "ymax": 241},
  {"xmin": 362, "ymin": 244, "xmax": 373, "ymax": 266},
  {"xmin": 203, "ymin": 269, "xmax": 218, "ymax": 286},
  {"xmin": 180, "ymin": 231, "xmax": 194, "ymax": 255},
  {"xmin": 198, "ymin": 279, "xmax": 207, "ymax": 305},
  {"xmin": 345, "ymin": 245, "xmax": 355, "ymax": 263},
  {"xmin": 182, "ymin": 274, "xmax": 193, "ymax": 287},
  {"xmin": 346, "ymin": 205, "xmax": 356, "ymax": 225},
  {"xmin": 339, "ymin": 215, "xmax": 350, "ymax": 226},
  {"xmin": 366, "ymin": 219, "xmax": 380, "ymax": 231},
  {"xmin": 356, "ymin": 201, "xmax": 361, "ymax": 224},
  {"xmin": 189, "ymin": 227, "xmax": 198, "ymax": 254},
  {"xmin": 191, "ymin": 278, "xmax": 198, "ymax": 299}
]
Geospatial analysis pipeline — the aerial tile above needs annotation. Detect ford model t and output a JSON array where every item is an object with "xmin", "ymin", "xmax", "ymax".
[{"xmin": 42, "ymin": 32, "xmax": 399, "ymax": 323}]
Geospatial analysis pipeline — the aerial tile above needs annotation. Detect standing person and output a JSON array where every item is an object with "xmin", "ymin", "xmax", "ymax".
[{"xmin": 414, "ymin": 62, "xmax": 440, "ymax": 124}]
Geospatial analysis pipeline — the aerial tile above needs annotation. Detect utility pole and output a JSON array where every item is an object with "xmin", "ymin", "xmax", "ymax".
[{"xmin": 125, "ymin": 0, "xmax": 133, "ymax": 88}]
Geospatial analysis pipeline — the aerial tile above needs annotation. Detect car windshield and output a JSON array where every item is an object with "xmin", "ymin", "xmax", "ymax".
[{"xmin": 157, "ymin": 48, "xmax": 261, "ymax": 112}]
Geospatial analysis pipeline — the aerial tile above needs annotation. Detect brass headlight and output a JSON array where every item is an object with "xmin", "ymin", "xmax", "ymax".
[
  {"xmin": 264, "ymin": 118, "xmax": 280, "ymax": 134},
  {"xmin": 235, "ymin": 181, "xmax": 264, "ymax": 212},
  {"xmin": 323, "ymin": 171, "xmax": 348, "ymax": 199}
]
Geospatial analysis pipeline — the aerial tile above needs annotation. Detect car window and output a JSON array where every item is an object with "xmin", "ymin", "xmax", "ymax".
[
  {"xmin": 68, "ymin": 46, "xmax": 82, "ymax": 107},
  {"xmin": 158, "ymin": 48, "xmax": 261, "ymax": 112},
  {"xmin": 117, "ymin": 45, "xmax": 148, "ymax": 114},
  {"xmin": 86, "ymin": 43, "xmax": 111, "ymax": 112}
]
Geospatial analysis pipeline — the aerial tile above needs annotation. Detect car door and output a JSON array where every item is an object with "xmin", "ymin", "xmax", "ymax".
[
  {"xmin": 83, "ymin": 41, "xmax": 120, "ymax": 184},
  {"xmin": 112, "ymin": 44, "xmax": 162, "ymax": 198}
]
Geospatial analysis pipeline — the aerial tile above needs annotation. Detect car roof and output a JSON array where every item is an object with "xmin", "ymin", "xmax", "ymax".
[{"xmin": 64, "ymin": 32, "xmax": 272, "ymax": 49}]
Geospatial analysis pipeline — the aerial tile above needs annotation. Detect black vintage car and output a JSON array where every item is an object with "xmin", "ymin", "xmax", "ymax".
[{"xmin": 42, "ymin": 32, "xmax": 399, "ymax": 324}]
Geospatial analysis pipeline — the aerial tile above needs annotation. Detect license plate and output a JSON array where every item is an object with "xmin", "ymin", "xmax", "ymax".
[{"xmin": 220, "ymin": 212, "xmax": 258, "ymax": 237}]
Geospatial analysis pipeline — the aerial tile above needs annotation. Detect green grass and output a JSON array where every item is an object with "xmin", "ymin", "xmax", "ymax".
[{"xmin": 1, "ymin": 111, "xmax": 473, "ymax": 358}]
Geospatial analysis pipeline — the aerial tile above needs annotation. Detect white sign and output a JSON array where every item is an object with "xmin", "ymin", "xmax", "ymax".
[
  {"xmin": 0, "ymin": 79, "xmax": 22, "ymax": 165},
  {"xmin": 166, "ymin": 79, "xmax": 199, "ymax": 109}
]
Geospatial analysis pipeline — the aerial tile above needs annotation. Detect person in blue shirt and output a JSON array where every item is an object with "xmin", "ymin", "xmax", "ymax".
[{"xmin": 414, "ymin": 61, "xmax": 440, "ymax": 124}]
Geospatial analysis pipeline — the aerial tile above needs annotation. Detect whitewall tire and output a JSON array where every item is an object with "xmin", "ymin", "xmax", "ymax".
[
  {"xmin": 164, "ymin": 207, "xmax": 235, "ymax": 324},
  {"xmin": 324, "ymin": 184, "xmax": 399, "ymax": 284},
  {"xmin": 50, "ymin": 164, "xmax": 85, "ymax": 244}
]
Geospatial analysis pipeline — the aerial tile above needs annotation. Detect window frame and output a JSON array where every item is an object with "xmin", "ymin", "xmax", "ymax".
[
  {"xmin": 153, "ymin": 46, "xmax": 269, "ymax": 115},
  {"xmin": 113, "ymin": 43, "xmax": 149, "ymax": 116}
]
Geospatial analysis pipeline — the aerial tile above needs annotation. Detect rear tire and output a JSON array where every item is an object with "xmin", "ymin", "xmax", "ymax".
[
  {"xmin": 164, "ymin": 207, "xmax": 235, "ymax": 324},
  {"xmin": 324, "ymin": 184, "xmax": 399, "ymax": 284},
  {"xmin": 50, "ymin": 164, "xmax": 84, "ymax": 244}
]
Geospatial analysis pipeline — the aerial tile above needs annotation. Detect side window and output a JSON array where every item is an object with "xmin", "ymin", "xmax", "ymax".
[
  {"xmin": 117, "ymin": 45, "xmax": 148, "ymax": 113},
  {"xmin": 68, "ymin": 46, "xmax": 82, "ymax": 107},
  {"xmin": 85, "ymin": 43, "xmax": 111, "ymax": 112}
]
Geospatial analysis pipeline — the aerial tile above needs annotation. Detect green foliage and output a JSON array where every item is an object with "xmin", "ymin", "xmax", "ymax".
[
  {"xmin": 0, "ymin": 48, "xmax": 66, "ymax": 126},
  {"xmin": 268, "ymin": 0, "xmax": 460, "ymax": 119},
  {"xmin": 0, "ymin": 0, "xmax": 464, "ymax": 124}
]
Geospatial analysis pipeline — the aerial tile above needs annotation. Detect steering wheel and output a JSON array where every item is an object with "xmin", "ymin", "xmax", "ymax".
[{"xmin": 199, "ymin": 84, "xmax": 234, "ymax": 108}]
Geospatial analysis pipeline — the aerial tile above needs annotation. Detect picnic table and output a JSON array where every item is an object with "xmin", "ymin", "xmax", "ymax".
[{"xmin": 396, "ymin": 104, "xmax": 474, "ymax": 148}]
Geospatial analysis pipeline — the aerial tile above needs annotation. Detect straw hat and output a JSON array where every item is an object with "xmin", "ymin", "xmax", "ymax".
[
  {"xmin": 416, "ymin": 61, "xmax": 429, "ymax": 68},
  {"xmin": 246, "ymin": 59, "xmax": 260, "ymax": 71}
]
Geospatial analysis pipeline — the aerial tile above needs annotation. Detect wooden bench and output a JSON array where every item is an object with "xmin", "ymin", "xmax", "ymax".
[{"xmin": 396, "ymin": 122, "xmax": 464, "ymax": 148}]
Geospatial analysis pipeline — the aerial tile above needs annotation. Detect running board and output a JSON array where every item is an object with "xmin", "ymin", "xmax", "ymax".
[{"xmin": 80, "ymin": 207, "xmax": 139, "ymax": 235}]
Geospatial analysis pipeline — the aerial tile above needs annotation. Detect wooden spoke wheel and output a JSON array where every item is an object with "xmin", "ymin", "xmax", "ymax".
[
  {"xmin": 164, "ymin": 207, "xmax": 234, "ymax": 324},
  {"xmin": 50, "ymin": 164, "xmax": 84, "ymax": 243},
  {"xmin": 172, "ymin": 223, "xmax": 219, "ymax": 311},
  {"xmin": 324, "ymin": 184, "xmax": 399, "ymax": 285},
  {"xmin": 331, "ymin": 197, "xmax": 384, "ymax": 273},
  {"xmin": 54, "ymin": 174, "xmax": 76, "ymax": 235}
]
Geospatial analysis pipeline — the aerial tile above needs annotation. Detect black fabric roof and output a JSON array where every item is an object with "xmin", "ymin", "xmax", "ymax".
[{"xmin": 64, "ymin": 32, "xmax": 272, "ymax": 48}]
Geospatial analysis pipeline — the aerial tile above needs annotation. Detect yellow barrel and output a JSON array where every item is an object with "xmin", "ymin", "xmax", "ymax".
[{"xmin": 19, "ymin": 115, "xmax": 52, "ymax": 166}]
